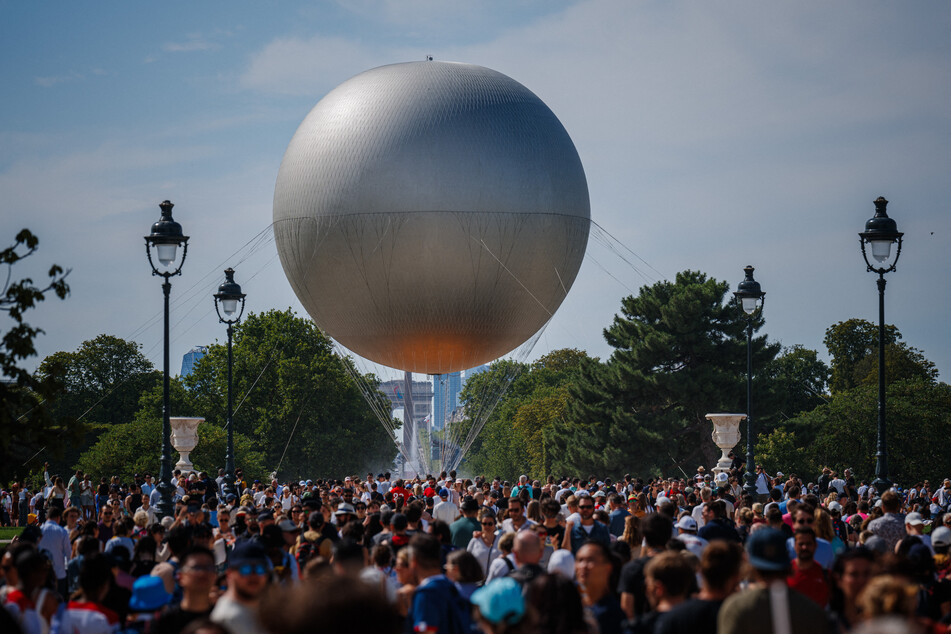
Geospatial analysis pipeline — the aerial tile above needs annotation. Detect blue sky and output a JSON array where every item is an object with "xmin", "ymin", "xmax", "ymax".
[{"xmin": 2, "ymin": 1, "xmax": 950, "ymax": 391}]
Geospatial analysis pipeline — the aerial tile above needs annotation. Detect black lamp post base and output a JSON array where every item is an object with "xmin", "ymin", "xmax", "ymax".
[{"xmin": 871, "ymin": 477, "xmax": 892, "ymax": 496}]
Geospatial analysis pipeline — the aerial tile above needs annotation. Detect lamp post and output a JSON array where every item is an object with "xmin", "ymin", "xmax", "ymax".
[
  {"xmin": 859, "ymin": 196, "xmax": 903, "ymax": 495},
  {"xmin": 144, "ymin": 201, "xmax": 189, "ymax": 519},
  {"xmin": 213, "ymin": 268, "xmax": 246, "ymax": 499},
  {"xmin": 734, "ymin": 265, "xmax": 765, "ymax": 499}
]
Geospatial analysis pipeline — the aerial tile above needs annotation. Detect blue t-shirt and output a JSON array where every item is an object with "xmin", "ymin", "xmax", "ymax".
[{"xmin": 406, "ymin": 574, "xmax": 470, "ymax": 634}]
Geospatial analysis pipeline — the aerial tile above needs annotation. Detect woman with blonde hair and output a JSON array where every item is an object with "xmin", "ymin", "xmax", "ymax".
[{"xmin": 815, "ymin": 508, "xmax": 845, "ymax": 554}]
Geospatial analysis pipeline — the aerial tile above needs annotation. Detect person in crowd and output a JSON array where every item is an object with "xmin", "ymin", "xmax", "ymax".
[
  {"xmin": 563, "ymin": 495, "xmax": 611, "ymax": 554},
  {"xmin": 405, "ymin": 534, "xmax": 472, "ymax": 634},
  {"xmin": 787, "ymin": 527, "xmax": 830, "ymax": 607},
  {"xmin": 66, "ymin": 552, "xmax": 120, "ymax": 633},
  {"xmin": 471, "ymin": 577, "xmax": 532, "ymax": 634},
  {"xmin": 828, "ymin": 546, "xmax": 875, "ymax": 631},
  {"xmin": 38, "ymin": 505, "xmax": 70, "ymax": 598},
  {"xmin": 468, "ymin": 508, "xmax": 503, "ymax": 577},
  {"xmin": 210, "ymin": 540, "xmax": 269, "ymax": 634},
  {"xmin": 629, "ymin": 551, "xmax": 695, "ymax": 633},
  {"xmin": 717, "ymin": 528, "xmax": 831, "ymax": 634},
  {"xmin": 450, "ymin": 497, "xmax": 482, "ymax": 548},
  {"xmin": 445, "ymin": 549, "xmax": 483, "ymax": 600},
  {"xmin": 619, "ymin": 512, "xmax": 672, "ymax": 620},
  {"xmin": 576, "ymin": 540, "xmax": 624, "ymax": 634},
  {"xmin": 153, "ymin": 546, "xmax": 217, "ymax": 634},
  {"xmin": 868, "ymin": 491, "xmax": 906, "ymax": 552},
  {"xmin": 655, "ymin": 541, "xmax": 743, "ymax": 634}
]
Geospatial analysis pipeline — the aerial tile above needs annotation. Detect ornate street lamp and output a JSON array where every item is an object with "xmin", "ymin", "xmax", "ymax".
[
  {"xmin": 859, "ymin": 196, "xmax": 903, "ymax": 495},
  {"xmin": 214, "ymin": 268, "xmax": 246, "ymax": 499},
  {"xmin": 144, "ymin": 200, "xmax": 189, "ymax": 519},
  {"xmin": 734, "ymin": 265, "xmax": 765, "ymax": 500}
]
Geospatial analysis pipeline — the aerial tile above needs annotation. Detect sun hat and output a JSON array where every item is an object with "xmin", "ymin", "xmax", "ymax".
[
  {"xmin": 128, "ymin": 575, "xmax": 173, "ymax": 612},
  {"xmin": 471, "ymin": 577, "xmax": 525, "ymax": 625},
  {"xmin": 746, "ymin": 528, "xmax": 790, "ymax": 572},
  {"xmin": 905, "ymin": 512, "xmax": 924, "ymax": 526},
  {"xmin": 335, "ymin": 502, "xmax": 356, "ymax": 516}
]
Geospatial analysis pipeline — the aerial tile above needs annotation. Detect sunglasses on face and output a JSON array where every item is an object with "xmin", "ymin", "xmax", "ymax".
[
  {"xmin": 236, "ymin": 564, "xmax": 268, "ymax": 576},
  {"xmin": 481, "ymin": 521, "xmax": 495, "ymax": 526},
  {"xmin": 579, "ymin": 505, "xmax": 594, "ymax": 510},
  {"xmin": 183, "ymin": 564, "xmax": 217, "ymax": 573}
]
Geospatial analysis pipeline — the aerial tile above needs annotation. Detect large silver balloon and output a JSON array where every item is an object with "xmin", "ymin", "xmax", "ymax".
[{"xmin": 273, "ymin": 61, "xmax": 590, "ymax": 374}]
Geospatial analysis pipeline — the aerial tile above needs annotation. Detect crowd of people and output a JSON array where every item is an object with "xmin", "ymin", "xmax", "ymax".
[{"xmin": 3, "ymin": 460, "xmax": 951, "ymax": 634}]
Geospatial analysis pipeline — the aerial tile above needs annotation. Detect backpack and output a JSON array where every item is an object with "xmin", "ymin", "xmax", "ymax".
[{"xmin": 296, "ymin": 534, "xmax": 327, "ymax": 566}]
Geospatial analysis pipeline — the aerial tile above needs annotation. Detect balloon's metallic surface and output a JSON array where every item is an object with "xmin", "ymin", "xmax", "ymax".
[{"xmin": 273, "ymin": 61, "xmax": 590, "ymax": 374}]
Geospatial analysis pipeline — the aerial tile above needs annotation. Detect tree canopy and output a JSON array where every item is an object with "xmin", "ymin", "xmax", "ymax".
[
  {"xmin": 544, "ymin": 271, "xmax": 780, "ymax": 477},
  {"xmin": 183, "ymin": 308, "xmax": 397, "ymax": 480},
  {"xmin": 0, "ymin": 229, "xmax": 77, "ymax": 482}
]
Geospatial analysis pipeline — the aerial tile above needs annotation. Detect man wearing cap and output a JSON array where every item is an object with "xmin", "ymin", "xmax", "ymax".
[
  {"xmin": 673, "ymin": 516, "xmax": 708, "ymax": 558},
  {"xmin": 433, "ymin": 488, "xmax": 457, "ymax": 525},
  {"xmin": 718, "ymin": 528, "xmax": 831, "ymax": 633},
  {"xmin": 450, "ymin": 497, "xmax": 482, "ymax": 549},
  {"xmin": 210, "ymin": 541, "xmax": 269, "ymax": 634},
  {"xmin": 904, "ymin": 512, "xmax": 932, "ymax": 553}
]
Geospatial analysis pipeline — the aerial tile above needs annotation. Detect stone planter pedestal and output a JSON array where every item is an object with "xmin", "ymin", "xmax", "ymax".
[
  {"xmin": 705, "ymin": 413, "xmax": 746, "ymax": 475},
  {"xmin": 170, "ymin": 417, "xmax": 204, "ymax": 474}
]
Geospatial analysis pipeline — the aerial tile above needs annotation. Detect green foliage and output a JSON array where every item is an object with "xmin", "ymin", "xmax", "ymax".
[
  {"xmin": 76, "ymin": 410, "xmax": 267, "ymax": 483},
  {"xmin": 38, "ymin": 335, "xmax": 158, "ymax": 425},
  {"xmin": 754, "ymin": 429, "xmax": 816, "ymax": 480},
  {"xmin": 0, "ymin": 229, "xmax": 78, "ymax": 482},
  {"xmin": 547, "ymin": 271, "xmax": 780, "ymax": 478},
  {"xmin": 755, "ymin": 345, "xmax": 830, "ymax": 428},
  {"xmin": 783, "ymin": 379, "xmax": 951, "ymax": 485},
  {"xmin": 37, "ymin": 335, "xmax": 160, "ymax": 477},
  {"xmin": 458, "ymin": 350, "xmax": 590, "ymax": 481},
  {"xmin": 824, "ymin": 319, "xmax": 900, "ymax": 394},
  {"xmin": 852, "ymin": 342, "xmax": 938, "ymax": 387},
  {"xmin": 183, "ymin": 309, "xmax": 397, "ymax": 480}
]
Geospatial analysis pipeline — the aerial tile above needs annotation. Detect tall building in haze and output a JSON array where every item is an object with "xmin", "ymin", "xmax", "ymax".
[
  {"xmin": 181, "ymin": 346, "xmax": 207, "ymax": 377},
  {"xmin": 432, "ymin": 372, "xmax": 462, "ymax": 431}
]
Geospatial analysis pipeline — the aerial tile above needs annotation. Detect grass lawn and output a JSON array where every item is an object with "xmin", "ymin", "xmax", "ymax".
[{"xmin": 0, "ymin": 526, "xmax": 24, "ymax": 541}]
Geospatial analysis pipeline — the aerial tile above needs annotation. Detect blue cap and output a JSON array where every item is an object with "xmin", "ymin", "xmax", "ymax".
[
  {"xmin": 746, "ymin": 528, "xmax": 790, "ymax": 571},
  {"xmin": 438, "ymin": 488, "xmax": 450, "ymax": 498},
  {"xmin": 128, "ymin": 575, "xmax": 172, "ymax": 612},
  {"xmin": 471, "ymin": 578, "xmax": 525, "ymax": 625},
  {"xmin": 229, "ymin": 540, "xmax": 269, "ymax": 569}
]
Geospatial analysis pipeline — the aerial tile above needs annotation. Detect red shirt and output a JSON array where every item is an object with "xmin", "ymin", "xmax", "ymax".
[{"xmin": 788, "ymin": 559, "xmax": 829, "ymax": 607}]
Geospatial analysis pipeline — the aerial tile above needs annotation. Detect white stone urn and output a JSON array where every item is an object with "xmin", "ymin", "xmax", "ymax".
[
  {"xmin": 170, "ymin": 417, "xmax": 204, "ymax": 474},
  {"xmin": 705, "ymin": 413, "xmax": 746, "ymax": 475}
]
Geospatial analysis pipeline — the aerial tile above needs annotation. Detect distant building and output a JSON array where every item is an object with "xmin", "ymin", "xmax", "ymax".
[
  {"xmin": 181, "ymin": 346, "xmax": 208, "ymax": 377},
  {"xmin": 432, "ymin": 372, "xmax": 462, "ymax": 431},
  {"xmin": 464, "ymin": 364, "xmax": 489, "ymax": 387}
]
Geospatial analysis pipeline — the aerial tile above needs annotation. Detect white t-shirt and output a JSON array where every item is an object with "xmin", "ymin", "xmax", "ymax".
[{"xmin": 210, "ymin": 595, "xmax": 265, "ymax": 634}]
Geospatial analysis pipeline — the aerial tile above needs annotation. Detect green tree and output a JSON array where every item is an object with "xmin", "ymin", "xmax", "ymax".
[
  {"xmin": 783, "ymin": 378, "xmax": 951, "ymax": 485},
  {"xmin": 824, "ymin": 318, "xmax": 900, "ymax": 394},
  {"xmin": 37, "ymin": 335, "xmax": 161, "ymax": 477},
  {"xmin": 184, "ymin": 309, "xmax": 397, "ymax": 479},
  {"xmin": 547, "ymin": 271, "xmax": 780, "ymax": 478},
  {"xmin": 37, "ymin": 335, "xmax": 158, "ymax": 426},
  {"xmin": 852, "ymin": 342, "xmax": 939, "ymax": 387},
  {"xmin": 457, "ymin": 350, "xmax": 590, "ymax": 481},
  {"xmin": 0, "ymin": 229, "xmax": 77, "ymax": 482},
  {"xmin": 754, "ymin": 429, "xmax": 817, "ymax": 480},
  {"xmin": 76, "ymin": 411, "xmax": 267, "ymax": 483},
  {"xmin": 756, "ymin": 345, "xmax": 830, "ymax": 426}
]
